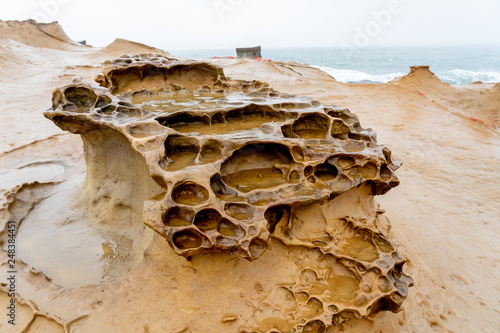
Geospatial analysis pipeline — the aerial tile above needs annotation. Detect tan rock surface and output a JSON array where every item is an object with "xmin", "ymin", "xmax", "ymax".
[
  {"xmin": 41, "ymin": 53, "xmax": 412, "ymax": 331},
  {"xmin": 0, "ymin": 20, "xmax": 499, "ymax": 333}
]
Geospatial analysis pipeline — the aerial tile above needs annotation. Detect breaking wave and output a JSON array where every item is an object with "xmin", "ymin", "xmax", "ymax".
[{"xmin": 314, "ymin": 66, "xmax": 500, "ymax": 85}]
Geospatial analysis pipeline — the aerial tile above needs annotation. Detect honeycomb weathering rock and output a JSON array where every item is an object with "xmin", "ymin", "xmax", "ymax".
[
  {"xmin": 44, "ymin": 54, "xmax": 412, "ymax": 330},
  {"xmin": 95, "ymin": 53, "xmax": 268, "ymax": 94}
]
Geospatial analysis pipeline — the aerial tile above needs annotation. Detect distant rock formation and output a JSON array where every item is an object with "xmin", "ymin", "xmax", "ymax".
[
  {"xmin": 391, "ymin": 66, "xmax": 499, "ymax": 127},
  {"xmin": 390, "ymin": 65, "xmax": 452, "ymax": 91},
  {"xmin": 0, "ymin": 19, "xmax": 80, "ymax": 50}
]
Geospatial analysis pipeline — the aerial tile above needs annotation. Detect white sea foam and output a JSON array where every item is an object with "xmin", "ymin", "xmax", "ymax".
[
  {"xmin": 438, "ymin": 69, "xmax": 500, "ymax": 85},
  {"xmin": 313, "ymin": 66, "xmax": 404, "ymax": 83},
  {"xmin": 314, "ymin": 65, "xmax": 500, "ymax": 85}
]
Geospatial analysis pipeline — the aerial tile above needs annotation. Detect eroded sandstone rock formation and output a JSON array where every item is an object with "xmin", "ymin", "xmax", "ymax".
[{"xmin": 44, "ymin": 54, "xmax": 412, "ymax": 332}]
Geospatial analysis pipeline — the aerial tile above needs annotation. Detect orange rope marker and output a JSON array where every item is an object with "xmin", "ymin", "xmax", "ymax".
[
  {"xmin": 210, "ymin": 56, "xmax": 237, "ymax": 59},
  {"xmin": 270, "ymin": 63, "xmax": 284, "ymax": 73},
  {"xmin": 471, "ymin": 117, "xmax": 494, "ymax": 128}
]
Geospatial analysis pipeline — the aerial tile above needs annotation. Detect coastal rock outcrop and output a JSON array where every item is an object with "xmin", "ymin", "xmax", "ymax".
[
  {"xmin": 44, "ymin": 54, "xmax": 412, "ymax": 331},
  {"xmin": 0, "ymin": 19, "xmax": 80, "ymax": 50}
]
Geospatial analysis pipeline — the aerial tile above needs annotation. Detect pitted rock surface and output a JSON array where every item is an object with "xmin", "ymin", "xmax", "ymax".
[{"xmin": 44, "ymin": 54, "xmax": 412, "ymax": 331}]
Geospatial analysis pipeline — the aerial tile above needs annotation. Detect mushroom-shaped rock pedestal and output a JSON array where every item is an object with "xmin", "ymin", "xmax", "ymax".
[{"xmin": 45, "ymin": 54, "xmax": 412, "ymax": 332}]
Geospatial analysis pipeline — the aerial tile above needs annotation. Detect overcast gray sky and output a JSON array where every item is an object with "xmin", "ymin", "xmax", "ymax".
[{"xmin": 1, "ymin": 0, "xmax": 499, "ymax": 50}]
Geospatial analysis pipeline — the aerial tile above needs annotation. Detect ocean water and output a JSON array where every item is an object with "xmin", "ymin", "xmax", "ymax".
[{"xmin": 173, "ymin": 46, "xmax": 500, "ymax": 85}]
